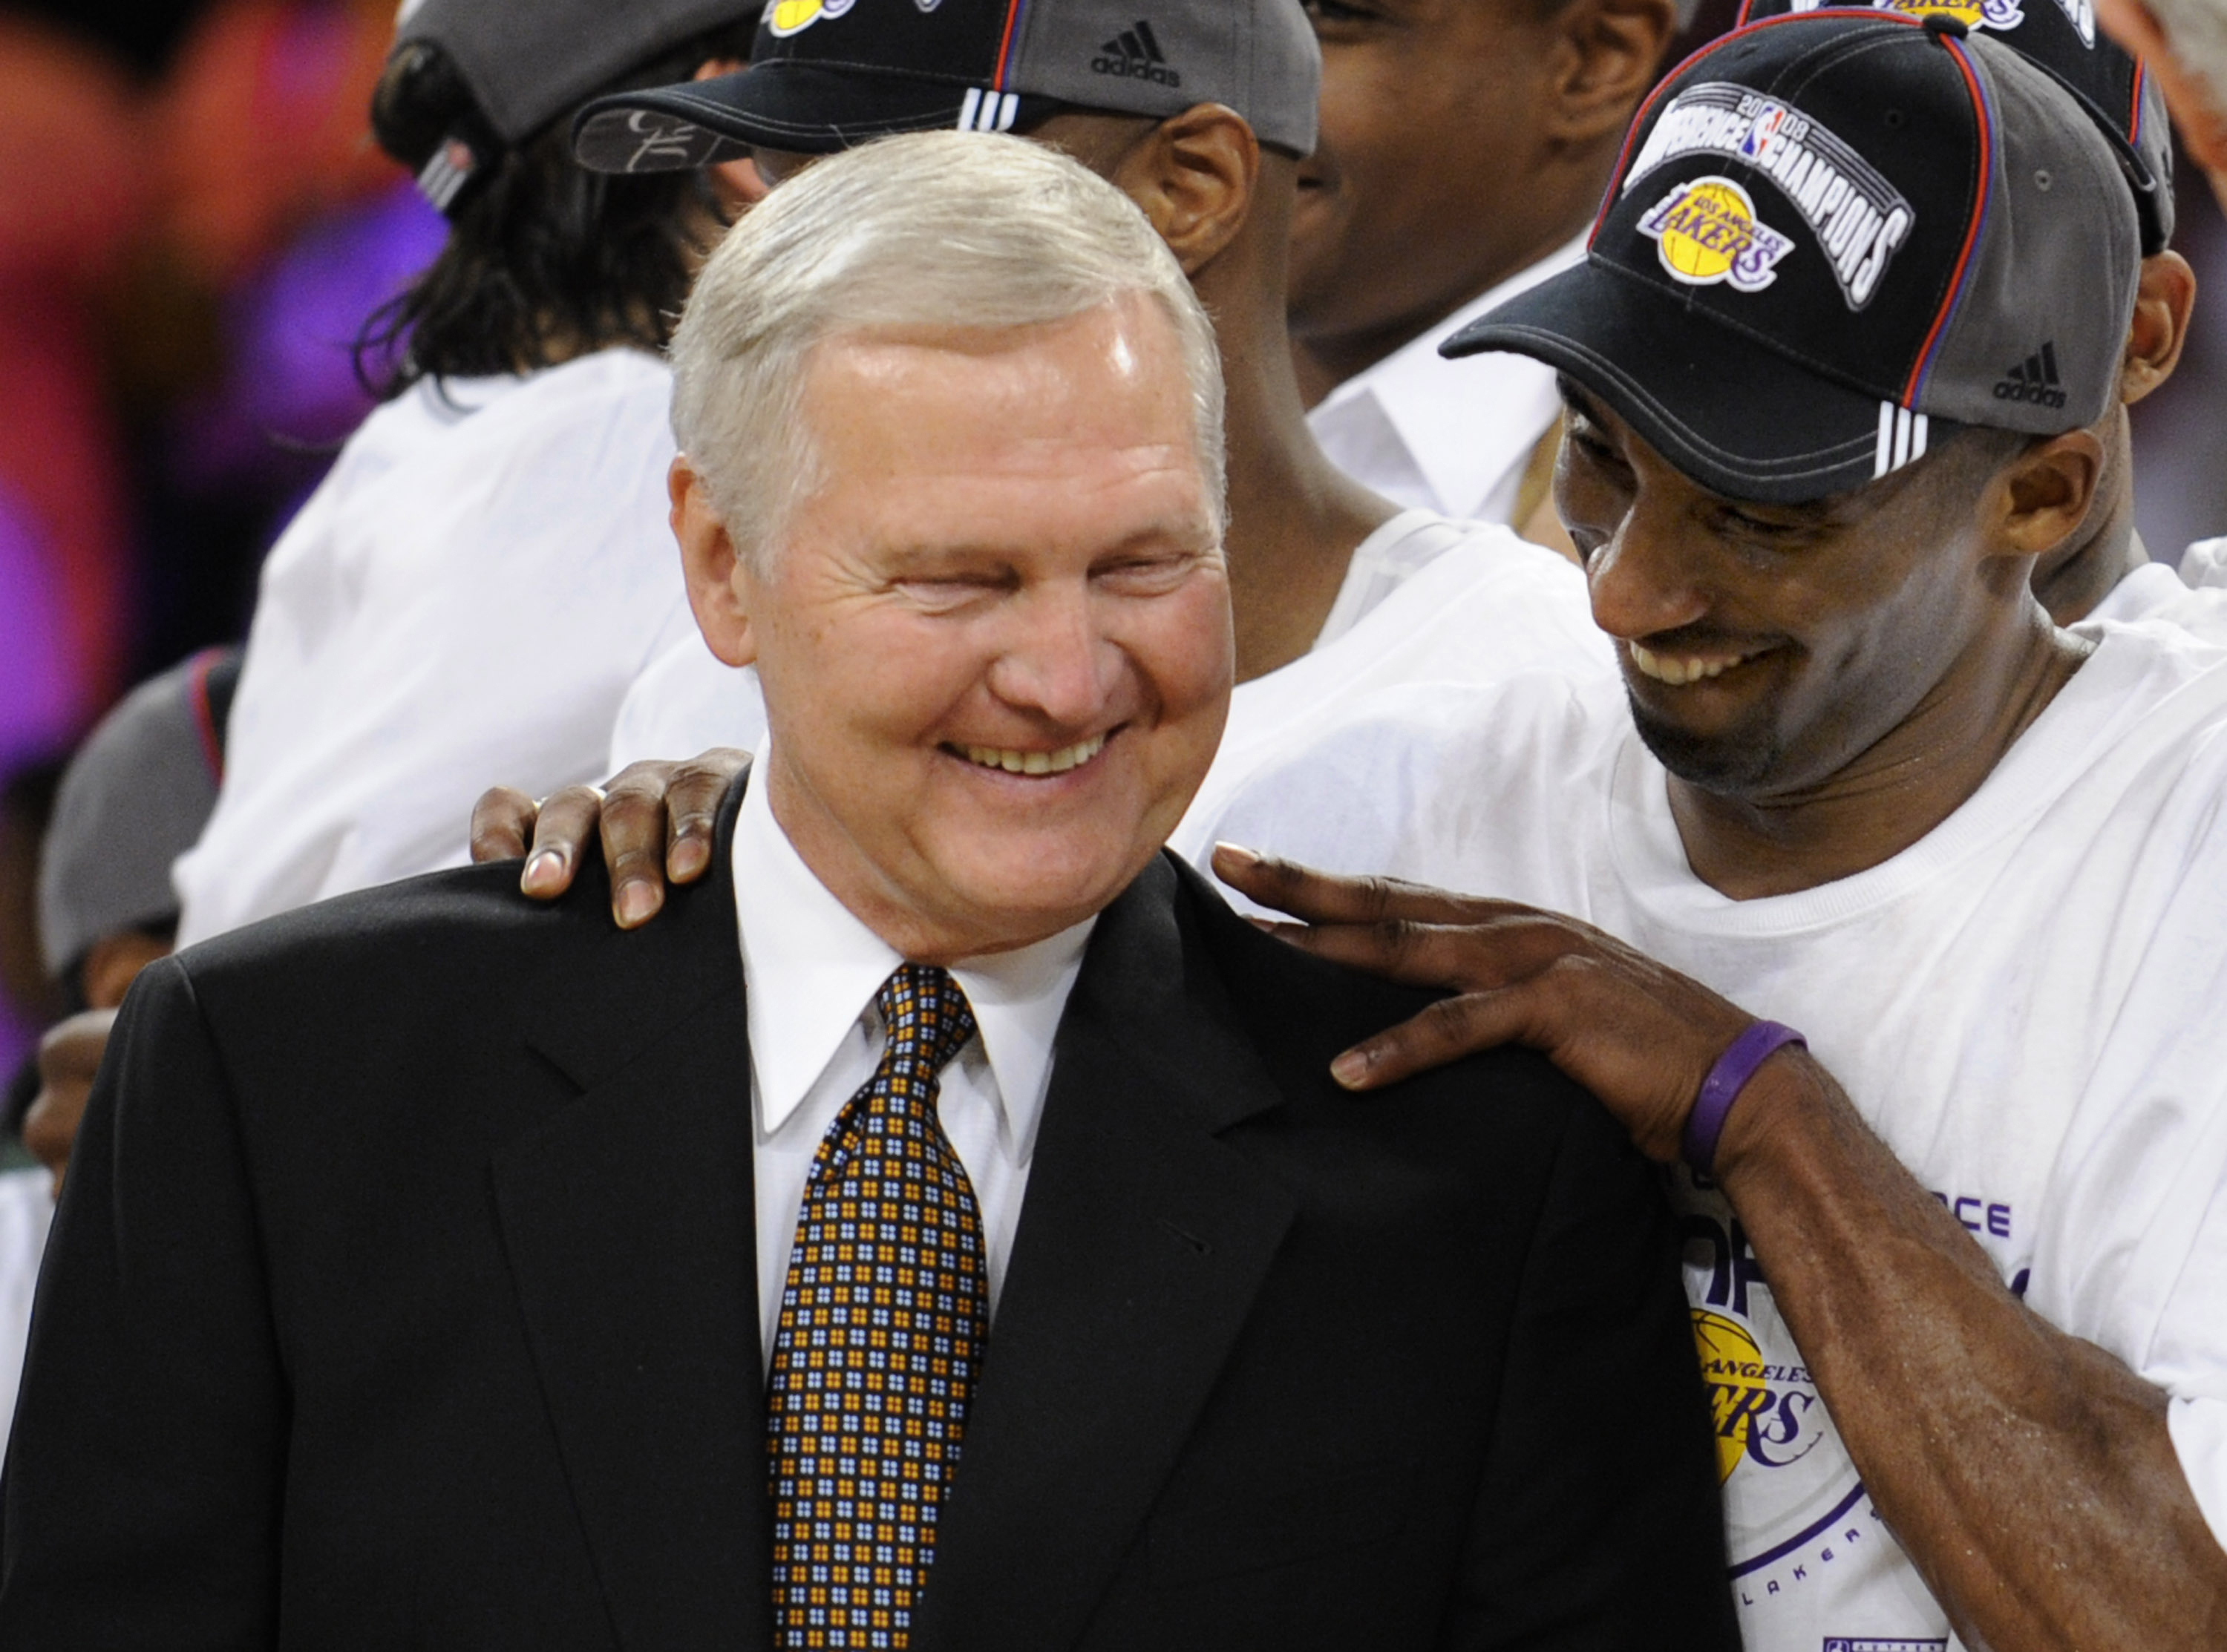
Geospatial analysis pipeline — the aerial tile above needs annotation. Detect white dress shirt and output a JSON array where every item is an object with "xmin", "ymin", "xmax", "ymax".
[
  {"xmin": 1307, "ymin": 237, "xmax": 1587, "ymax": 525},
  {"xmin": 731, "ymin": 751, "xmax": 1093, "ymax": 1366}
]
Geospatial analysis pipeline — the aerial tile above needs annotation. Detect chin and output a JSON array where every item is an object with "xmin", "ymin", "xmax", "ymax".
[{"xmin": 1625, "ymin": 693, "xmax": 1785, "ymax": 795}]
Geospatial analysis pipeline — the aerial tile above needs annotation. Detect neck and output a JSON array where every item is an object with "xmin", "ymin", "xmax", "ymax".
[
  {"xmin": 1196, "ymin": 197, "xmax": 1399, "ymax": 683},
  {"xmin": 1667, "ymin": 603, "xmax": 2093, "ymax": 899}
]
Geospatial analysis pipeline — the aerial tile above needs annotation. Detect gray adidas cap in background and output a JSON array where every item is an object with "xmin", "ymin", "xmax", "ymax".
[
  {"xmin": 38, "ymin": 651, "xmax": 237, "ymax": 984},
  {"xmin": 573, "ymin": 0, "xmax": 1319, "ymax": 174},
  {"xmin": 388, "ymin": 0, "xmax": 760, "ymax": 210},
  {"xmin": 393, "ymin": 0, "xmax": 758, "ymax": 147}
]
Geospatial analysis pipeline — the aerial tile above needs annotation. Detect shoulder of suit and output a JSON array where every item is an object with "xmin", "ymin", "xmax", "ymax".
[{"xmin": 171, "ymin": 853, "xmax": 663, "ymax": 1020}]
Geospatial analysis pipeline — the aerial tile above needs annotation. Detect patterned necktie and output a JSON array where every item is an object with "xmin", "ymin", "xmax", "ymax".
[{"xmin": 768, "ymin": 964, "xmax": 986, "ymax": 1650}]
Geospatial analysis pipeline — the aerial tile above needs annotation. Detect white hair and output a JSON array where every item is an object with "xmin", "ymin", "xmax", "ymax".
[{"xmin": 668, "ymin": 130, "xmax": 1227, "ymax": 566}]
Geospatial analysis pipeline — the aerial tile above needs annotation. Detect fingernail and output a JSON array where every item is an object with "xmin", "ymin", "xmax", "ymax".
[
  {"xmin": 1214, "ymin": 842, "xmax": 1263, "ymax": 868},
  {"xmin": 617, "ymin": 882, "xmax": 661, "ymax": 928},
  {"xmin": 523, "ymin": 850, "xmax": 565, "ymax": 893},
  {"xmin": 1330, "ymin": 1049, "xmax": 1370, "ymax": 1089},
  {"xmin": 671, "ymin": 838, "xmax": 710, "ymax": 879}
]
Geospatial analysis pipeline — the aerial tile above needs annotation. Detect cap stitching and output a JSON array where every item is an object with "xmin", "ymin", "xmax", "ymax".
[
  {"xmin": 993, "ymin": 0, "xmax": 1028, "ymax": 91},
  {"xmin": 1903, "ymin": 33, "xmax": 1995, "ymax": 405}
]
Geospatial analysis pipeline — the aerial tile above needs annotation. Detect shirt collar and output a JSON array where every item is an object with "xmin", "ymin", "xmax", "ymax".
[
  {"xmin": 1307, "ymin": 235, "xmax": 1586, "ymax": 520},
  {"xmin": 730, "ymin": 745, "xmax": 1093, "ymax": 1154}
]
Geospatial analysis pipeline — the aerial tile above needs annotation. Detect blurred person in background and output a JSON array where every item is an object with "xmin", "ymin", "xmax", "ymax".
[
  {"xmin": 168, "ymin": 0, "xmax": 763, "ymax": 948},
  {"xmin": 0, "ymin": 22, "xmax": 146, "ymax": 1026},
  {"xmin": 1292, "ymin": 0, "xmax": 1693, "ymax": 554},
  {"xmin": 0, "ymin": 649, "xmax": 242, "ymax": 1452},
  {"xmin": 2100, "ymin": 0, "xmax": 2227, "ymax": 208}
]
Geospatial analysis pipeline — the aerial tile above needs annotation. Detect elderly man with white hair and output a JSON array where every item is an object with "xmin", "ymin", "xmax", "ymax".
[{"xmin": 0, "ymin": 135, "xmax": 1734, "ymax": 1652}]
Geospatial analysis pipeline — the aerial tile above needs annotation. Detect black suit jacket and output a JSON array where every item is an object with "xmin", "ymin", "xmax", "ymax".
[{"xmin": 0, "ymin": 782, "xmax": 1735, "ymax": 1651}]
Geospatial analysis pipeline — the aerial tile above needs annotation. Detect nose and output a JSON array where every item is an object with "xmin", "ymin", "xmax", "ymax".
[
  {"xmin": 1586, "ymin": 493, "xmax": 1713, "ymax": 644},
  {"xmin": 984, "ymin": 580, "xmax": 1119, "ymax": 730}
]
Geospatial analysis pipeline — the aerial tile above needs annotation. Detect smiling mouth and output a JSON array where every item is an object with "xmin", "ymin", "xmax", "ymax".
[
  {"xmin": 946, "ymin": 732, "xmax": 1109, "ymax": 777},
  {"xmin": 1627, "ymin": 641, "xmax": 1768, "ymax": 687}
]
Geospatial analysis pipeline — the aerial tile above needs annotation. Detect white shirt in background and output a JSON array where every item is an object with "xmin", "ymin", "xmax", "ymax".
[
  {"xmin": 608, "ymin": 510, "xmax": 1617, "ymax": 859},
  {"xmin": 1207, "ymin": 620, "xmax": 2227, "ymax": 1651},
  {"xmin": 174, "ymin": 349, "xmax": 696, "ymax": 946},
  {"xmin": 1304, "ymin": 237, "xmax": 1586, "ymax": 525},
  {"xmin": 731, "ymin": 749, "xmax": 1089, "ymax": 1366},
  {"xmin": 0, "ymin": 1167, "xmax": 51, "ymax": 1453},
  {"xmin": 2179, "ymin": 535, "xmax": 2227, "ymax": 591}
]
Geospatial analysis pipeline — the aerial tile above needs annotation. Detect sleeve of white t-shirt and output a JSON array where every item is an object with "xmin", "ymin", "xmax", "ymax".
[
  {"xmin": 2019, "ymin": 735, "xmax": 2227, "ymax": 1558},
  {"xmin": 606, "ymin": 633, "xmax": 769, "ymax": 776}
]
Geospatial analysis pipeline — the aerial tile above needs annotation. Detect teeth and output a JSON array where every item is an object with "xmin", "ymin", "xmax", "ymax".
[
  {"xmin": 956, "ymin": 733, "xmax": 1107, "ymax": 776},
  {"xmin": 1629, "ymin": 642, "xmax": 1750, "ymax": 686}
]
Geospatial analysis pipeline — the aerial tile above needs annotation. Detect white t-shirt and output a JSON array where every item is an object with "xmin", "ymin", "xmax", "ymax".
[
  {"xmin": 1209, "ymin": 620, "xmax": 2227, "ymax": 1650},
  {"xmin": 606, "ymin": 510, "xmax": 1615, "ymax": 859},
  {"xmin": 1305, "ymin": 238, "xmax": 1585, "ymax": 525},
  {"xmin": 175, "ymin": 350, "xmax": 696, "ymax": 945}
]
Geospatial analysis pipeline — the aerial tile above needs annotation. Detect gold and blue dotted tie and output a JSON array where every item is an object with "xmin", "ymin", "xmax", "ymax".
[{"xmin": 768, "ymin": 964, "xmax": 986, "ymax": 1650}]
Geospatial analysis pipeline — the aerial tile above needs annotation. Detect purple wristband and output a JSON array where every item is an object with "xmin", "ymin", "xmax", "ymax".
[{"xmin": 1683, "ymin": 1020, "xmax": 1806, "ymax": 1176}]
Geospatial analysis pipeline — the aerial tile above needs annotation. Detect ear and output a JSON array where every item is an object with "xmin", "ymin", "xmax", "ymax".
[
  {"xmin": 1991, "ymin": 430, "xmax": 2105, "ymax": 561},
  {"xmin": 670, "ymin": 455, "xmax": 761, "ymax": 668},
  {"xmin": 1107, "ymin": 103, "xmax": 1259, "ymax": 276},
  {"xmin": 2119, "ymin": 250, "xmax": 2196, "ymax": 407},
  {"xmin": 1541, "ymin": 0, "xmax": 1680, "ymax": 146}
]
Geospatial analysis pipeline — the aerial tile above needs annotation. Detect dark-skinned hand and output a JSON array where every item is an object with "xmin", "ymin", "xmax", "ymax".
[
  {"xmin": 468, "ymin": 750, "xmax": 750, "ymax": 928},
  {"xmin": 24, "ymin": 1008, "xmax": 115, "ymax": 1199},
  {"xmin": 1210, "ymin": 843, "xmax": 1781, "ymax": 1164}
]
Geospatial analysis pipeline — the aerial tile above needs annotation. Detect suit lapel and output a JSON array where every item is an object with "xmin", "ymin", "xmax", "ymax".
[
  {"xmin": 492, "ymin": 776, "xmax": 775, "ymax": 1652},
  {"xmin": 914, "ymin": 856, "xmax": 1297, "ymax": 1652}
]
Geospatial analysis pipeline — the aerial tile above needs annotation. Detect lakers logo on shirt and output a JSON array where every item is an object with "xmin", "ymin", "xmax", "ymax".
[
  {"xmin": 1640, "ymin": 176, "xmax": 1796, "ymax": 294},
  {"xmin": 766, "ymin": 0, "xmax": 854, "ymax": 37}
]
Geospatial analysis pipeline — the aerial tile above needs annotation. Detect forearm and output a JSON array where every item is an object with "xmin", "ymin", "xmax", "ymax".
[{"xmin": 1716, "ymin": 1059, "xmax": 2227, "ymax": 1651}]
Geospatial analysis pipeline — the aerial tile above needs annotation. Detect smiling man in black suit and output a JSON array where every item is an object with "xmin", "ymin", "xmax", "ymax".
[{"xmin": 0, "ymin": 134, "xmax": 1733, "ymax": 1651}]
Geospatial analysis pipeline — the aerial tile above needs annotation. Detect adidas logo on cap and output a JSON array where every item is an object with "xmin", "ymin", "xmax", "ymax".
[
  {"xmin": 1995, "ymin": 343, "xmax": 2067, "ymax": 409},
  {"xmin": 1093, "ymin": 19, "xmax": 1181, "ymax": 88}
]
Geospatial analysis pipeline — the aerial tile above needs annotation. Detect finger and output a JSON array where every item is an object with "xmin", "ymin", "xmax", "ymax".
[
  {"xmin": 664, "ymin": 748, "xmax": 750, "ymax": 883},
  {"xmin": 1330, "ymin": 982, "xmax": 1552, "ymax": 1091},
  {"xmin": 520, "ymin": 785, "xmax": 608, "ymax": 899},
  {"xmin": 599, "ymin": 763, "xmax": 683, "ymax": 928},
  {"xmin": 1211, "ymin": 843, "xmax": 1517, "ymax": 929},
  {"xmin": 1266, "ymin": 912, "xmax": 1584, "ymax": 994},
  {"xmin": 470, "ymin": 787, "xmax": 539, "ymax": 866}
]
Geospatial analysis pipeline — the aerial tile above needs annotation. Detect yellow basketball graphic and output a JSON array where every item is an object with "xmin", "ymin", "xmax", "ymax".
[
  {"xmin": 1638, "ymin": 174, "xmax": 1796, "ymax": 295},
  {"xmin": 1875, "ymin": 0, "xmax": 2026, "ymax": 29},
  {"xmin": 1692, "ymin": 1309, "xmax": 1769, "ymax": 1484},
  {"xmin": 1660, "ymin": 180, "xmax": 1746, "ymax": 283},
  {"xmin": 768, "ymin": 0, "xmax": 854, "ymax": 38}
]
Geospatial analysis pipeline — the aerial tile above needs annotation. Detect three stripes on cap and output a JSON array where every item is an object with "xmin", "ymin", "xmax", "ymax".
[
  {"xmin": 957, "ymin": 87, "xmax": 1021, "ymax": 131},
  {"xmin": 1874, "ymin": 401, "xmax": 1930, "ymax": 479}
]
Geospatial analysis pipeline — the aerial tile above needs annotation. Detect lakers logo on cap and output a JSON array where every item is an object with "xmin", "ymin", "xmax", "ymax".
[
  {"xmin": 765, "ymin": 0, "xmax": 855, "ymax": 37},
  {"xmin": 1640, "ymin": 176, "xmax": 1796, "ymax": 293},
  {"xmin": 1871, "ymin": 0, "xmax": 2027, "ymax": 30}
]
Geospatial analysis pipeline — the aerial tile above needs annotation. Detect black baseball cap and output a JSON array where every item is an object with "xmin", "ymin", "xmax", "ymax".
[
  {"xmin": 570, "ymin": 0, "xmax": 1319, "ymax": 174},
  {"xmin": 1736, "ymin": 0, "xmax": 2174, "ymax": 251},
  {"xmin": 1444, "ymin": 11, "xmax": 2141, "ymax": 503},
  {"xmin": 388, "ymin": 0, "xmax": 761, "ymax": 211}
]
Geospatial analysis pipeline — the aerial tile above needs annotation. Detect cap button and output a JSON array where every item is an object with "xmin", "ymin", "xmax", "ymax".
[{"xmin": 1922, "ymin": 10, "xmax": 1969, "ymax": 38}]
